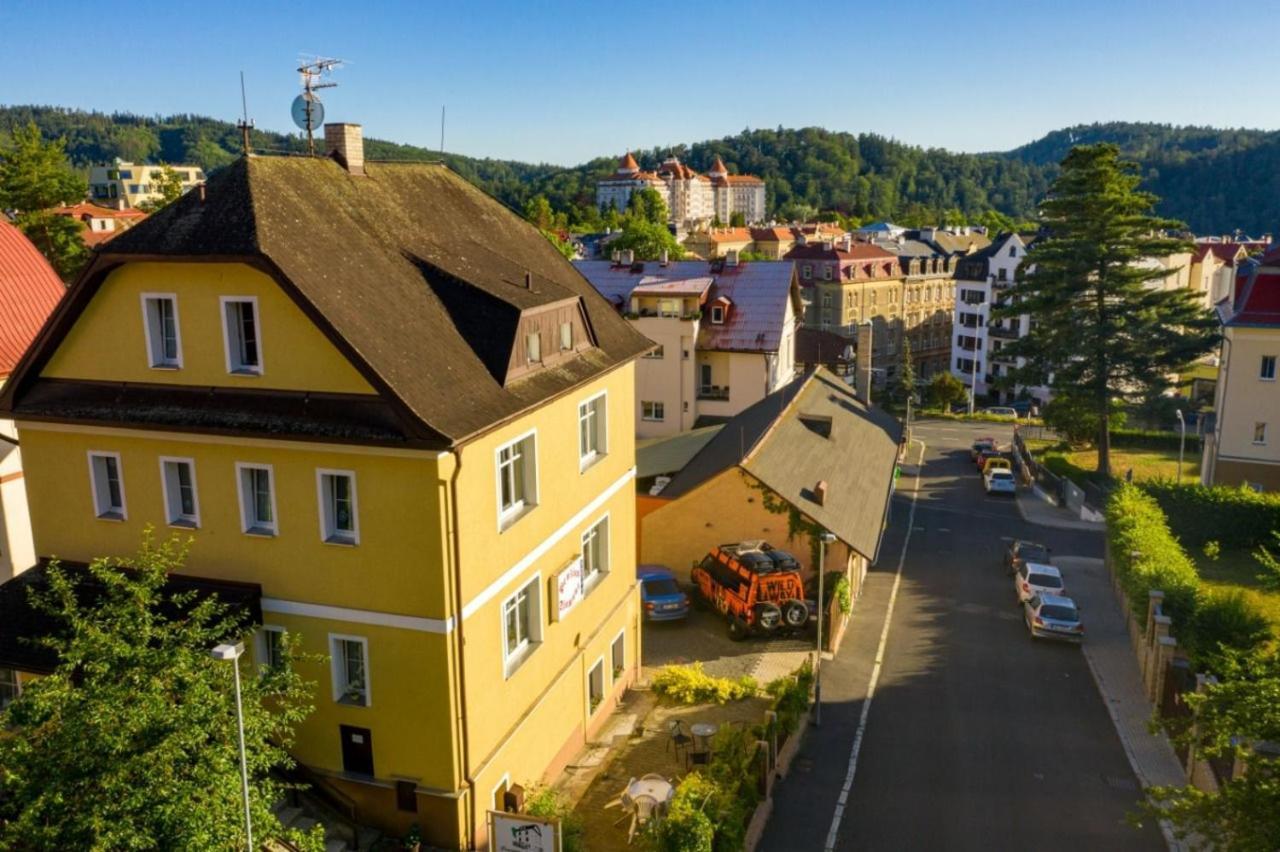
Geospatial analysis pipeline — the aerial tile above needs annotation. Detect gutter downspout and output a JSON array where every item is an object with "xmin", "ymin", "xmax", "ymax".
[{"xmin": 445, "ymin": 449, "xmax": 476, "ymax": 849}]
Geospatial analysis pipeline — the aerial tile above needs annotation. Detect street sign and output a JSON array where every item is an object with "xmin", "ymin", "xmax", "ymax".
[{"xmin": 488, "ymin": 810, "xmax": 561, "ymax": 852}]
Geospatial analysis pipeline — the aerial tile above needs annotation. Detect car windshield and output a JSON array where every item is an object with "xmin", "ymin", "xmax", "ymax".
[
  {"xmin": 1040, "ymin": 604, "xmax": 1078, "ymax": 621},
  {"xmin": 644, "ymin": 578, "xmax": 681, "ymax": 597},
  {"xmin": 1019, "ymin": 544, "xmax": 1050, "ymax": 563},
  {"xmin": 1029, "ymin": 573, "xmax": 1062, "ymax": 589}
]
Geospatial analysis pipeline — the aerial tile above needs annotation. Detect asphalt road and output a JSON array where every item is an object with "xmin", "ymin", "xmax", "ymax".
[{"xmin": 760, "ymin": 419, "xmax": 1165, "ymax": 852}]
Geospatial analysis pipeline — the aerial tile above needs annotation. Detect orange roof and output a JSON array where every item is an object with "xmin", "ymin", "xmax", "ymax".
[
  {"xmin": 0, "ymin": 221, "xmax": 65, "ymax": 377},
  {"xmin": 710, "ymin": 156, "xmax": 728, "ymax": 175},
  {"xmin": 706, "ymin": 227, "xmax": 753, "ymax": 243},
  {"xmin": 751, "ymin": 227, "xmax": 795, "ymax": 242},
  {"xmin": 52, "ymin": 202, "xmax": 146, "ymax": 221},
  {"xmin": 724, "ymin": 175, "xmax": 764, "ymax": 185},
  {"xmin": 619, "ymin": 152, "xmax": 639, "ymax": 171}
]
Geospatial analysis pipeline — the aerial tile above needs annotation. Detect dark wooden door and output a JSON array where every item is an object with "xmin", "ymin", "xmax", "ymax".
[{"xmin": 340, "ymin": 725, "xmax": 374, "ymax": 776}]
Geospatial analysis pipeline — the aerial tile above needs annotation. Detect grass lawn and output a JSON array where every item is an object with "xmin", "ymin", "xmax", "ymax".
[
  {"xmin": 1030, "ymin": 442, "xmax": 1201, "ymax": 485},
  {"xmin": 1194, "ymin": 548, "xmax": 1280, "ymax": 645}
]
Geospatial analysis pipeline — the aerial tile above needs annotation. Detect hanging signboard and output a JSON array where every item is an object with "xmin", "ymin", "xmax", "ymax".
[
  {"xmin": 552, "ymin": 556, "xmax": 584, "ymax": 621},
  {"xmin": 488, "ymin": 810, "xmax": 561, "ymax": 852}
]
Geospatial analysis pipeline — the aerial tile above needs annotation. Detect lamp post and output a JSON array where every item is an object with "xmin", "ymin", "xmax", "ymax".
[
  {"xmin": 814, "ymin": 531, "xmax": 837, "ymax": 727},
  {"xmin": 1175, "ymin": 409, "xmax": 1186, "ymax": 483},
  {"xmin": 211, "ymin": 642, "xmax": 252, "ymax": 851}
]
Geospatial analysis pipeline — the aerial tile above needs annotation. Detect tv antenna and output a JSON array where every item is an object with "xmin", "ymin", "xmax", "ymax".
[
  {"xmin": 237, "ymin": 71, "xmax": 254, "ymax": 155},
  {"xmin": 293, "ymin": 56, "xmax": 343, "ymax": 154}
]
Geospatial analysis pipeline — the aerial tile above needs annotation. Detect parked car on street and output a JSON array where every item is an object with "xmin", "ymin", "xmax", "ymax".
[
  {"xmin": 638, "ymin": 565, "xmax": 689, "ymax": 622},
  {"xmin": 982, "ymin": 456, "xmax": 1012, "ymax": 476},
  {"xmin": 1023, "ymin": 593, "xmax": 1084, "ymax": 642},
  {"xmin": 984, "ymin": 406, "xmax": 1019, "ymax": 419},
  {"xmin": 1014, "ymin": 562, "xmax": 1065, "ymax": 602},
  {"xmin": 976, "ymin": 448, "xmax": 1006, "ymax": 471},
  {"xmin": 1004, "ymin": 540, "xmax": 1052, "ymax": 574},
  {"xmin": 691, "ymin": 541, "xmax": 811, "ymax": 640},
  {"xmin": 970, "ymin": 437, "xmax": 996, "ymax": 460},
  {"xmin": 984, "ymin": 468, "xmax": 1017, "ymax": 496}
]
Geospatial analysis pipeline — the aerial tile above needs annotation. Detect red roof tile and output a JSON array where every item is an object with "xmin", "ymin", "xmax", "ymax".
[
  {"xmin": 52, "ymin": 203, "xmax": 147, "ymax": 222},
  {"xmin": 0, "ymin": 221, "xmax": 65, "ymax": 377},
  {"xmin": 619, "ymin": 152, "xmax": 639, "ymax": 171}
]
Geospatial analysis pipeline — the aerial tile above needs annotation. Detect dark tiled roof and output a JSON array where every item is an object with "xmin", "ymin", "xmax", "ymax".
[
  {"xmin": 0, "ymin": 559, "xmax": 262, "ymax": 674},
  {"xmin": 574, "ymin": 260, "xmax": 801, "ymax": 353},
  {"xmin": 660, "ymin": 368, "xmax": 902, "ymax": 559},
  {"xmin": 4, "ymin": 157, "xmax": 651, "ymax": 446}
]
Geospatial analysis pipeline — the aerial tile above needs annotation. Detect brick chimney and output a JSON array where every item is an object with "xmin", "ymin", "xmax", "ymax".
[
  {"xmin": 855, "ymin": 321, "xmax": 873, "ymax": 406},
  {"xmin": 324, "ymin": 123, "xmax": 364, "ymax": 176},
  {"xmin": 813, "ymin": 480, "xmax": 828, "ymax": 506}
]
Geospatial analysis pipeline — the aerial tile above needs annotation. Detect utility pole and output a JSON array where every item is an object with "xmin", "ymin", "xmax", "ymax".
[
  {"xmin": 814, "ymin": 531, "xmax": 837, "ymax": 727},
  {"xmin": 1175, "ymin": 409, "xmax": 1186, "ymax": 483}
]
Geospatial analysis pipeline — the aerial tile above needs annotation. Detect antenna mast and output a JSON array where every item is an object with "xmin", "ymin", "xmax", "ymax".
[
  {"xmin": 237, "ymin": 71, "xmax": 254, "ymax": 155},
  {"xmin": 296, "ymin": 57, "xmax": 343, "ymax": 154}
]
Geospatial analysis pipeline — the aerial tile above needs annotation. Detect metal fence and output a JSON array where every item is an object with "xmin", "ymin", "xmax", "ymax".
[{"xmin": 1013, "ymin": 426, "xmax": 1109, "ymax": 514}]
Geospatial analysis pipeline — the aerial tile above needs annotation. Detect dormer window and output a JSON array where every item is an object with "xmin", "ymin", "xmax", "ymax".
[
  {"xmin": 711, "ymin": 305, "xmax": 725, "ymax": 324},
  {"xmin": 560, "ymin": 322, "xmax": 573, "ymax": 351}
]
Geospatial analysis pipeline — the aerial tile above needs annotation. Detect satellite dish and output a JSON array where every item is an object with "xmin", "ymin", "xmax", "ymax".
[{"xmin": 291, "ymin": 93, "xmax": 324, "ymax": 131}]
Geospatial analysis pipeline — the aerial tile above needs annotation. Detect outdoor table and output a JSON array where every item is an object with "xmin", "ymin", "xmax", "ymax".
[
  {"xmin": 627, "ymin": 776, "xmax": 674, "ymax": 810},
  {"xmin": 690, "ymin": 722, "xmax": 717, "ymax": 748}
]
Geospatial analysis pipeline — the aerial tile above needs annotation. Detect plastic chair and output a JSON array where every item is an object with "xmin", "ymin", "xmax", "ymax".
[
  {"xmin": 629, "ymin": 794, "xmax": 659, "ymax": 844},
  {"xmin": 613, "ymin": 778, "xmax": 637, "ymax": 826}
]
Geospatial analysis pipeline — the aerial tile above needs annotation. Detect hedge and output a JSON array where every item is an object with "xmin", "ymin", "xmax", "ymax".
[
  {"xmin": 1110, "ymin": 427, "xmax": 1203, "ymax": 453},
  {"xmin": 1107, "ymin": 483, "xmax": 1272, "ymax": 671},
  {"xmin": 1139, "ymin": 481, "xmax": 1280, "ymax": 550}
]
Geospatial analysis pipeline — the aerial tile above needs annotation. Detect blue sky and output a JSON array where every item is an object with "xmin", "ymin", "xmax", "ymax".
[{"xmin": 3, "ymin": 0, "xmax": 1276, "ymax": 166}]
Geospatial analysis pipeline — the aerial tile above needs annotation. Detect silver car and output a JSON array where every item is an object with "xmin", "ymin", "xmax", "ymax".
[
  {"xmin": 1014, "ymin": 562, "xmax": 1065, "ymax": 603},
  {"xmin": 1023, "ymin": 593, "xmax": 1084, "ymax": 642},
  {"xmin": 984, "ymin": 468, "xmax": 1017, "ymax": 496}
]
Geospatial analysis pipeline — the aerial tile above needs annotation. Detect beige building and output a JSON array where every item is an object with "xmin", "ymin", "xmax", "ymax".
[
  {"xmin": 596, "ymin": 154, "xmax": 767, "ymax": 230},
  {"xmin": 576, "ymin": 259, "xmax": 801, "ymax": 438},
  {"xmin": 683, "ymin": 227, "xmax": 754, "ymax": 260},
  {"xmin": 1190, "ymin": 243, "xmax": 1249, "ymax": 309},
  {"xmin": 1204, "ymin": 254, "xmax": 1280, "ymax": 490},
  {"xmin": 88, "ymin": 159, "xmax": 205, "ymax": 210}
]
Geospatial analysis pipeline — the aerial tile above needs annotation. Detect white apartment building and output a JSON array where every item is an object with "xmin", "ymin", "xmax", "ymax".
[
  {"xmin": 596, "ymin": 154, "xmax": 766, "ymax": 230},
  {"xmin": 88, "ymin": 159, "xmax": 205, "ymax": 210},
  {"xmin": 576, "ymin": 257, "xmax": 800, "ymax": 437}
]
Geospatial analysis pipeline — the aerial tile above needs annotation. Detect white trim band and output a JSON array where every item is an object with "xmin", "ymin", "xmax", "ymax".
[{"xmin": 261, "ymin": 597, "xmax": 455, "ymax": 634}]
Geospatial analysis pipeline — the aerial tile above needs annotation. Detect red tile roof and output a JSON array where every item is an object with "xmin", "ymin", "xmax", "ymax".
[
  {"xmin": 1193, "ymin": 243, "xmax": 1245, "ymax": 264},
  {"xmin": 705, "ymin": 227, "xmax": 753, "ymax": 243},
  {"xmin": 619, "ymin": 152, "xmax": 639, "ymax": 171},
  {"xmin": 784, "ymin": 242, "xmax": 895, "ymax": 261},
  {"xmin": 750, "ymin": 227, "xmax": 795, "ymax": 242},
  {"xmin": 52, "ymin": 203, "xmax": 146, "ymax": 222},
  {"xmin": 1227, "ymin": 269, "xmax": 1280, "ymax": 327},
  {"xmin": 0, "ymin": 221, "xmax": 65, "ymax": 378},
  {"xmin": 710, "ymin": 156, "xmax": 728, "ymax": 175}
]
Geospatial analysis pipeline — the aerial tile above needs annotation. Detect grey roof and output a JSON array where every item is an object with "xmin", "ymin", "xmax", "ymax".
[
  {"xmin": 872, "ymin": 238, "xmax": 938, "ymax": 258},
  {"xmin": 574, "ymin": 260, "xmax": 801, "ymax": 353},
  {"xmin": 636, "ymin": 425, "xmax": 723, "ymax": 478},
  {"xmin": 660, "ymin": 368, "xmax": 902, "ymax": 559}
]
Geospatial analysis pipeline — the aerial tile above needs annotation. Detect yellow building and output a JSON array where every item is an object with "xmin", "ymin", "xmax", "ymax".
[
  {"xmin": 88, "ymin": 159, "xmax": 206, "ymax": 210},
  {"xmin": 0, "ymin": 124, "xmax": 651, "ymax": 848},
  {"xmin": 1203, "ymin": 256, "xmax": 1280, "ymax": 490}
]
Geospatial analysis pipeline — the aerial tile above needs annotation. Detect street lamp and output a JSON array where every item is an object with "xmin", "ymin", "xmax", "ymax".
[
  {"xmin": 1175, "ymin": 409, "xmax": 1186, "ymax": 484},
  {"xmin": 814, "ymin": 531, "xmax": 837, "ymax": 728},
  {"xmin": 211, "ymin": 641, "xmax": 253, "ymax": 851}
]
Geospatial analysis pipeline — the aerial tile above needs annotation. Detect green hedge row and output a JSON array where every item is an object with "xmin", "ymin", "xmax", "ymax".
[
  {"xmin": 1139, "ymin": 481, "xmax": 1280, "ymax": 550},
  {"xmin": 1106, "ymin": 484, "xmax": 1272, "ymax": 670},
  {"xmin": 1110, "ymin": 427, "xmax": 1203, "ymax": 452}
]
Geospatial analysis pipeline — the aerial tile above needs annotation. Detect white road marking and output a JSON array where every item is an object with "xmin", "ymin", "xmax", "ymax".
[{"xmin": 824, "ymin": 439, "xmax": 925, "ymax": 852}]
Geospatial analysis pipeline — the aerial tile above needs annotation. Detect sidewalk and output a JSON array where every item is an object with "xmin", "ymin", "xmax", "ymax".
[
  {"xmin": 1016, "ymin": 485, "xmax": 1106, "ymax": 532},
  {"xmin": 1061, "ymin": 555, "xmax": 1191, "ymax": 851}
]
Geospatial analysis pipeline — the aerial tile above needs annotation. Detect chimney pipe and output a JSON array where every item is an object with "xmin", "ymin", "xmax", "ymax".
[{"xmin": 324, "ymin": 123, "xmax": 365, "ymax": 176}]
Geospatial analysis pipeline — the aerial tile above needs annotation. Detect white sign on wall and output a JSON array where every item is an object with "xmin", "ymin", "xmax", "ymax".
[
  {"xmin": 554, "ymin": 556, "xmax": 584, "ymax": 620},
  {"xmin": 488, "ymin": 810, "xmax": 561, "ymax": 852}
]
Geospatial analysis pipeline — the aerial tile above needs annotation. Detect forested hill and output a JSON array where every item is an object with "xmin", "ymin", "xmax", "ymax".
[{"xmin": 4, "ymin": 105, "xmax": 1279, "ymax": 235}]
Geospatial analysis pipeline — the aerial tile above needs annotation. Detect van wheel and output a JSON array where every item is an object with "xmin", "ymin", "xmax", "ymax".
[
  {"xmin": 727, "ymin": 617, "xmax": 748, "ymax": 641},
  {"xmin": 782, "ymin": 599, "xmax": 809, "ymax": 628},
  {"xmin": 754, "ymin": 602, "xmax": 782, "ymax": 632}
]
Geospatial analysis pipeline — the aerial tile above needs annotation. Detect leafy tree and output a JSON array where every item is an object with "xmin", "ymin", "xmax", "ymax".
[
  {"xmin": 729, "ymin": 211, "xmax": 746, "ymax": 227},
  {"xmin": 136, "ymin": 164, "xmax": 186, "ymax": 212},
  {"xmin": 1142, "ymin": 649, "xmax": 1280, "ymax": 850},
  {"xmin": 996, "ymin": 144, "xmax": 1218, "ymax": 477},
  {"xmin": 0, "ymin": 122, "xmax": 89, "ymax": 280},
  {"xmin": 897, "ymin": 337, "xmax": 916, "ymax": 403},
  {"xmin": 0, "ymin": 533, "xmax": 323, "ymax": 851},
  {"xmin": 523, "ymin": 194, "xmax": 555, "ymax": 230},
  {"xmin": 628, "ymin": 187, "xmax": 669, "ymax": 225},
  {"xmin": 928, "ymin": 371, "xmax": 966, "ymax": 410},
  {"xmin": 608, "ymin": 217, "xmax": 683, "ymax": 262},
  {"xmin": 1041, "ymin": 392, "xmax": 1127, "ymax": 446}
]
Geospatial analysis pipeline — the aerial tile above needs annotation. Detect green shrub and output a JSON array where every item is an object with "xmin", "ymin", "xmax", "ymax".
[
  {"xmin": 522, "ymin": 785, "xmax": 582, "ymax": 852},
  {"xmin": 1183, "ymin": 589, "xmax": 1272, "ymax": 674},
  {"xmin": 833, "ymin": 574, "xmax": 852, "ymax": 614},
  {"xmin": 1110, "ymin": 427, "xmax": 1203, "ymax": 452},
  {"xmin": 1139, "ymin": 481, "xmax": 1280, "ymax": 550},
  {"xmin": 651, "ymin": 663, "xmax": 758, "ymax": 704},
  {"xmin": 654, "ymin": 774, "xmax": 716, "ymax": 852},
  {"xmin": 656, "ymin": 727, "xmax": 764, "ymax": 852},
  {"xmin": 1203, "ymin": 540, "xmax": 1221, "ymax": 561},
  {"xmin": 1258, "ymin": 532, "xmax": 1280, "ymax": 592},
  {"xmin": 1107, "ymin": 483, "xmax": 1202, "ymax": 626},
  {"xmin": 766, "ymin": 659, "xmax": 814, "ymax": 738}
]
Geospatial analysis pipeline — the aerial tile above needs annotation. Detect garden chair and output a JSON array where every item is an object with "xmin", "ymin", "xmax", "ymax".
[
  {"xmin": 612, "ymin": 778, "xmax": 636, "ymax": 826},
  {"xmin": 686, "ymin": 748, "xmax": 711, "ymax": 772},
  {"xmin": 666, "ymin": 719, "xmax": 692, "ymax": 759},
  {"xmin": 628, "ymin": 793, "xmax": 659, "ymax": 844}
]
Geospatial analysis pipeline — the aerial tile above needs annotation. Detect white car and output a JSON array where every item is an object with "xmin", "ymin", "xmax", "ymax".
[
  {"xmin": 1014, "ymin": 562, "xmax": 1065, "ymax": 603},
  {"xmin": 984, "ymin": 468, "xmax": 1017, "ymax": 496},
  {"xmin": 1024, "ymin": 593, "xmax": 1084, "ymax": 642}
]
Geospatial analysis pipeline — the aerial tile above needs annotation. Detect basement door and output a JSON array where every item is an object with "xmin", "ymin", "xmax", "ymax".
[{"xmin": 340, "ymin": 725, "xmax": 374, "ymax": 776}]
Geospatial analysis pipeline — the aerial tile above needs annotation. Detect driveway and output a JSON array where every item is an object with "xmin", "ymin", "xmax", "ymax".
[{"xmin": 642, "ymin": 603, "xmax": 814, "ymax": 685}]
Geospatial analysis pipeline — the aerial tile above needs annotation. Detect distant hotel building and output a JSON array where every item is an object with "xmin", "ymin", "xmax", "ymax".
[
  {"xmin": 88, "ymin": 159, "xmax": 205, "ymax": 210},
  {"xmin": 596, "ymin": 153, "xmax": 766, "ymax": 229}
]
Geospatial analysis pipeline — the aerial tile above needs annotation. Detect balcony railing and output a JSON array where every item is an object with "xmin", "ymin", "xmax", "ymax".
[
  {"xmin": 697, "ymin": 385, "xmax": 730, "ymax": 401},
  {"xmin": 988, "ymin": 325, "xmax": 1019, "ymax": 339}
]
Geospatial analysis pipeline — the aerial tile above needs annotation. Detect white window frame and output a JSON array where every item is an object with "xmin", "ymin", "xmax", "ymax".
[
  {"xmin": 220, "ymin": 295, "xmax": 263, "ymax": 376},
  {"xmin": 158, "ymin": 456, "xmax": 200, "ymax": 528},
  {"xmin": 1254, "ymin": 422, "xmax": 1268, "ymax": 446},
  {"xmin": 578, "ymin": 392, "xmax": 608, "ymax": 471},
  {"xmin": 235, "ymin": 462, "xmax": 278, "ymax": 536},
  {"xmin": 140, "ymin": 292, "xmax": 183, "ymax": 369},
  {"xmin": 316, "ymin": 468, "xmax": 360, "ymax": 546},
  {"xmin": 581, "ymin": 513, "xmax": 610, "ymax": 589},
  {"xmin": 329, "ymin": 633, "xmax": 371, "ymax": 707},
  {"xmin": 1261, "ymin": 355, "xmax": 1277, "ymax": 381},
  {"xmin": 256, "ymin": 625, "xmax": 286, "ymax": 672},
  {"xmin": 611, "ymin": 628, "xmax": 626, "ymax": 681},
  {"xmin": 587, "ymin": 656, "xmax": 606, "ymax": 717},
  {"xmin": 641, "ymin": 401, "xmax": 665, "ymax": 422},
  {"xmin": 490, "ymin": 773, "xmax": 512, "ymax": 812},
  {"xmin": 643, "ymin": 345, "xmax": 665, "ymax": 360},
  {"xmin": 87, "ymin": 451, "xmax": 126, "ymax": 521},
  {"xmin": 710, "ymin": 305, "xmax": 725, "ymax": 324},
  {"xmin": 495, "ymin": 430, "xmax": 539, "ymax": 531},
  {"xmin": 501, "ymin": 574, "xmax": 543, "ymax": 677}
]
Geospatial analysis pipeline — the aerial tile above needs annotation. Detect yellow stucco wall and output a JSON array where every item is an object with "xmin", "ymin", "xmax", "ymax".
[
  {"xmin": 42, "ymin": 261, "xmax": 375, "ymax": 395},
  {"xmin": 1213, "ymin": 328, "xmax": 1280, "ymax": 476}
]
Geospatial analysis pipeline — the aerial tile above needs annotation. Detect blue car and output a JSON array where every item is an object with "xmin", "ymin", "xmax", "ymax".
[{"xmin": 638, "ymin": 565, "xmax": 689, "ymax": 622}]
